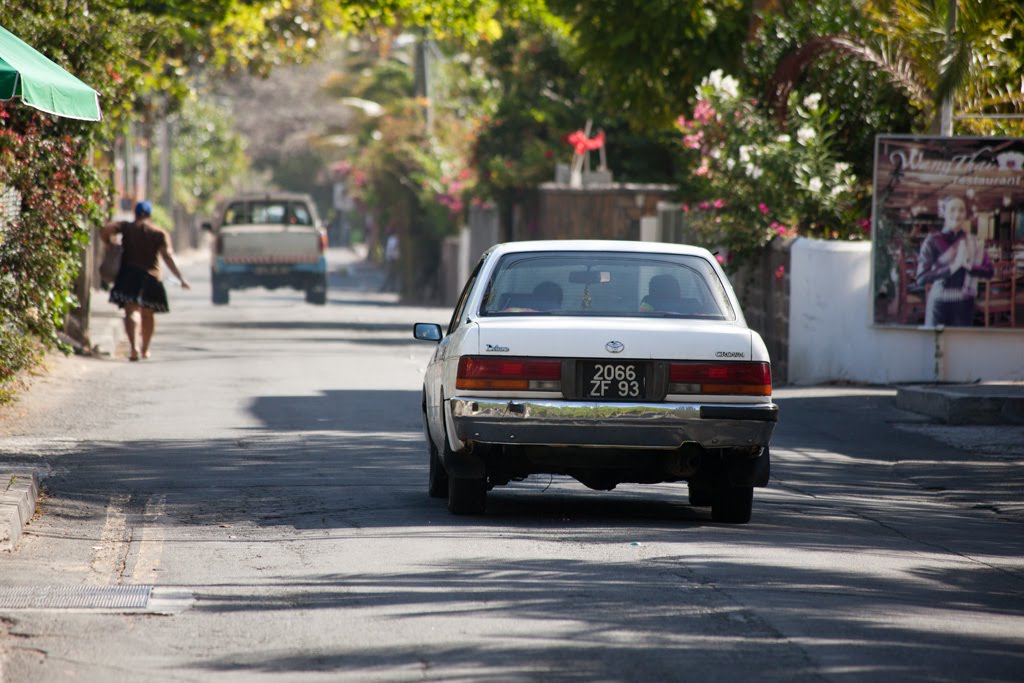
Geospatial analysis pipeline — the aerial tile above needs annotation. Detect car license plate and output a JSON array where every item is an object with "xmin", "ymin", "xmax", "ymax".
[
  {"xmin": 253, "ymin": 265, "xmax": 289, "ymax": 276},
  {"xmin": 581, "ymin": 361, "xmax": 646, "ymax": 400}
]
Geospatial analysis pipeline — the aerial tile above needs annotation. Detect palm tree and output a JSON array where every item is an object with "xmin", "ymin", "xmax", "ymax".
[{"xmin": 766, "ymin": 0, "xmax": 1024, "ymax": 134}]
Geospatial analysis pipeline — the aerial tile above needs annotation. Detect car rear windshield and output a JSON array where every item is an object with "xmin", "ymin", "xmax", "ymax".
[
  {"xmin": 478, "ymin": 250, "xmax": 736, "ymax": 320},
  {"xmin": 224, "ymin": 201, "xmax": 314, "ymax": 226}
]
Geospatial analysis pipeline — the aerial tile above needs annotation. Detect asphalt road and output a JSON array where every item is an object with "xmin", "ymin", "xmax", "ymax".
[{"xmin": 0, "ymin": 247, "xmax": 1021, "ymax": 682}]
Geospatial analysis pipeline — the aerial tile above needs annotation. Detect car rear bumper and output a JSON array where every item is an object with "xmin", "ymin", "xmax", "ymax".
[
  {"xmin": 215, "ymin": 257, "xmax": 326, "ymax": 273},
  {"xmin": 448, "ymin": 397, "xmax": 778, "ymax": 450}
]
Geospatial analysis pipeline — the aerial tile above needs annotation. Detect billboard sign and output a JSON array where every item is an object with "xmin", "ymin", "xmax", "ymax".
[{"xmin": 872, "ymin": 135, "xmax": 1024, "ymax": 328}]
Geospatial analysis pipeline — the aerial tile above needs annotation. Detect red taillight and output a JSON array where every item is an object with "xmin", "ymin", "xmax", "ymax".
[
  {"xmin": 456, "ymin": 356, "xmax": 561, "ymax": 390},
  {"xmin": 668, "ymin": 361, "xmax": 771, "ymax": 396},
  {"xmin": 319, "ymin": 231, "xmax": 328, "ymax": 253}
]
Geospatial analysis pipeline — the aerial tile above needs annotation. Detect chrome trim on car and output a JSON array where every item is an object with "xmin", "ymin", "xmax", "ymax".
[{"xmin": 449, "ymin": 397, "xmax": 777, "ymax": 449}]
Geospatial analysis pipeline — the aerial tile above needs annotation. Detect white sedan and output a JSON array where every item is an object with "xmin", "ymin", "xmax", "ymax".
[{"xmin": 413, "ymin": 240, "xmax": 778, "ymax": 523}]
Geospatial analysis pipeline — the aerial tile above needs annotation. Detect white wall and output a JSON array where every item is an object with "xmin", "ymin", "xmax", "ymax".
[{"xmin": 787, "ymin": 238, "xmax": 1024, "ymax": 384}]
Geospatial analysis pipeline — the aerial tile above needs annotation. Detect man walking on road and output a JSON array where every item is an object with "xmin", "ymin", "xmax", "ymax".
[{"xmin": 101, "ymin": 200, "xmax": 191, "ymax": 361}]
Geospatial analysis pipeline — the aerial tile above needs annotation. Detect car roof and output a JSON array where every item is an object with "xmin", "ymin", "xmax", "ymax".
[{"xmin": 486, "ymin": 239, "xmax": 715, "ymax": 258}]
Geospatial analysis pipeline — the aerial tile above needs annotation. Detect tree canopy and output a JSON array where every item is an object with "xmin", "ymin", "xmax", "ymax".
[{"xmin": 3, "ymin": 0, "xmax": 1024, "ymax": 396}]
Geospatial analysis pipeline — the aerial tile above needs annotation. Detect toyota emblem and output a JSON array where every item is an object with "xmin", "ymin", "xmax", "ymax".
[{"xmin": 605, "ymin": 340, "xmax": 625, "ymax": 354}]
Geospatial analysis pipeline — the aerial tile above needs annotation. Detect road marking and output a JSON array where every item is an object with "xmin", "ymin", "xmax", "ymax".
[
  {"xmin": 125, "ymin": 494, "xmax": 167, "ymax": 581},
  {"xmin": 88, "ymin": 494, "xmax": 130, "ymax": 583}
]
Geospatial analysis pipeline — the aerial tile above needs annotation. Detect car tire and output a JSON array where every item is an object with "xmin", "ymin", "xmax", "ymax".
[
  {"xmin": 447, "ymin": 475, "xmax": 486, "ymax": 515},
  {"xmin": 305, "ymin": 287, "xmax": 327, "ymax": 305},
  {"xmin": 305, "ymin": 275, "xmax": 328, "ymax": 305},
  {"xmin": 688, "ymin": 484, "xmax": 713, "ymax": 507},
  {"xmin": 211, "ymin": 275, "xmax": 230, "ymax": 305},
  {"xmin": 427, "ymin": 432, "xmax": 449, "ymax": 499},
  {"xmin": 711, "ymin": 478, "xmax": 753, "ymax": 524}
]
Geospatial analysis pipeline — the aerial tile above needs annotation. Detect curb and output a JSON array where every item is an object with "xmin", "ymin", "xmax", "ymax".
[
  {"xmin": 0, "ymin": 471, "xmax": 39, "ymax": 552},
  {"xmin": 896, "ymin": 384, "xmax": 1024, "ymax": 425}
]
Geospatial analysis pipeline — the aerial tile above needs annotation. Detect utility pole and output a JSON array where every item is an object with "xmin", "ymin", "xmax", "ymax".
[
  {"xmin": 413, "ymin": 32, "xmax": 432, "ymax": 135},
  {"xmin": 940, "ymin": 0, "xmax": 956, "ymax": 136}
]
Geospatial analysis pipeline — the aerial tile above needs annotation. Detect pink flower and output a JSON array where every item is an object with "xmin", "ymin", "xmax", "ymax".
[
  {"xmin": 858, "ymin": 218, "xmax": 871, "ymax": 232},
  {"xmin": 713, "ymin": 199, "xmax": 726, "ymax": 209},
  {"xmin": 675, "ymin": 115, "xmax": 691, "ymax": 130},
  {"xmin": 770, "ymin": 221, "xmax": 797, "ymax": 238},
  {"xmin": 693, "ymin": 100, "xmax": 715, "ymax": 124},
  {"xmin": 681, "ymin": 203, "xmax": 690, "ymax": 213},
  {"xmin": 698, "ymin": 201, "xmax": 711, "ymax": 210},
  {"xmin": 758, "ymin": 203, "xmax": 769, "ymax": 215},
  {"xmin": 774, "ymin": 265, "xmax": 786, "ymax": 281},
  {"xmin": 715, "ymin": 254, "xmax": 725, "ymax": 264},
  {"xmin": 683, "ymin": 132, "xmax": 703, "ymax": 150},
  {"xmin": 695, "ymin": 159, "xmax": 710, "ymax": 177}
]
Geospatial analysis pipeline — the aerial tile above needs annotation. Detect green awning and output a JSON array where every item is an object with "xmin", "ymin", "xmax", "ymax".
[{"xmin": 0, "ymin": 24, "xmax": 101, "ymax": 121}]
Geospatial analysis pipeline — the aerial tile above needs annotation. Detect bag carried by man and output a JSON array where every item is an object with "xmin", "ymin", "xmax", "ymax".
[{"xmin": 99, "ymin": 238, "xmax": 123, "ymax": 286}]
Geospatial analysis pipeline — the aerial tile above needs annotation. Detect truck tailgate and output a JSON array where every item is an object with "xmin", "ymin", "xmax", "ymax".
[{"xmin": 219, "ymin": 225, "xmax": 321, "ymax": 263}]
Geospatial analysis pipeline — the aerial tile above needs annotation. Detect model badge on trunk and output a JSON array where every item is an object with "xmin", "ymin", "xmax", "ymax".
[
  {"xmin": 486, "ymin": 344, "xmax": 510, "ymax": 352},
  {"xmin": 605, "ymin": 341, "xmax": 624, "ymax": 353}
]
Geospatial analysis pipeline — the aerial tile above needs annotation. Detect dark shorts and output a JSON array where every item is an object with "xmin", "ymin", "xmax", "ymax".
[{"xmin": 109, "ymin": 265, "xmax": 170, "ymax": 313}]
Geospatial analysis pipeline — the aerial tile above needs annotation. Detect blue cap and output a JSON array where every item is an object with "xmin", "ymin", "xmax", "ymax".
[{"xmin": 134, "ymin": 200, "xmax": 152, "ymax": 217}]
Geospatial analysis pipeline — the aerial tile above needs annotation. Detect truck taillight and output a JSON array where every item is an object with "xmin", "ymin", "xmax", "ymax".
[
  {"xmin": 456, "ymin": 356, "xmax": 561, "ymax": 391},
  {"xmin": 668, "ymin": 361, "xmax": 771, "ymax": 396},
  {"xmin": 319, "ymin": 231, "xmax": 328, "ymax": 253}
]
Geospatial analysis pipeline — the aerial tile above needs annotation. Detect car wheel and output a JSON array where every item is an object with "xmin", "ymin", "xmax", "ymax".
[
  {"xmin": 448, "ymin": 475, "xmax": 486, "ymax": 515},
  {"xmin": 711, "ymin": 477, "xmax": 753, "ymax": 524},
  {"xmin": 212, "ymin": 282, "xmax": 229, "ymax": 305},
  {"xmin": 427, "ymin": 422, "xmax": 449, "ymax": 499}
]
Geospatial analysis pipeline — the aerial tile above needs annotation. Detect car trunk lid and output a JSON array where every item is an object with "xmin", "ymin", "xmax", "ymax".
[{"xmin": 472, "ymin": 317, "xmax": 753, "ymax": 361}]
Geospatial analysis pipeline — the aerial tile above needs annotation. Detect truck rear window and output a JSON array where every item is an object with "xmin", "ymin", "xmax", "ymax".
[{"xmin": 224, "ymin": 201, "xmax": 314, "ymax": 226}]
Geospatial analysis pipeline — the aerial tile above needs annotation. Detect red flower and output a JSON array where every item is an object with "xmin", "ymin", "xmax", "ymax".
[{"xmin": 564, "ymin": 129, "xmax": 605, "ymax": 156}]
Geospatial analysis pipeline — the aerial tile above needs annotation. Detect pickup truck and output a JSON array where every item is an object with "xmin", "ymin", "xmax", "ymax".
[{"xmin": 202, "ymin": 192, "xmax": 328, "ymax": 305}]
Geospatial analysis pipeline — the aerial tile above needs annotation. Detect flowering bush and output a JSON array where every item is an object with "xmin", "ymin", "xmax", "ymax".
[
  {"xmin": 675, "ymin": 70, "xmax": 870, "ymax": 266},
  {"xmin": 0, "ymin": 105, "xmax": 103, "ymax": 399}
]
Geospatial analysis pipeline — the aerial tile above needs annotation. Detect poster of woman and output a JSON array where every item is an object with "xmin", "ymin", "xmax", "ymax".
[{"xmin": 872, "ymin": 136, "xmax": 1024, "ymax": 328}]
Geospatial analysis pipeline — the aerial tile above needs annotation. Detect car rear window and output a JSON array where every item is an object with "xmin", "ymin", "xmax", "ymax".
[
  {"xmin": 224, "ymin": 201, "xmax": 314, "ymax": 226},
  {"xmin": 478, "ymin": 251, "xmax": 735, "ymax": 320}
]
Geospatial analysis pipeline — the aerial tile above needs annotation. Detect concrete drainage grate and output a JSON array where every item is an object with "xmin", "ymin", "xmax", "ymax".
[{"xmin": 0, "ymin": 584, "xmax": 152, "ymax": 610}]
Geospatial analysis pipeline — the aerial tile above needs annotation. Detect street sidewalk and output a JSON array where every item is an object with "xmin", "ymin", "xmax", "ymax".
[{"xmin": 896, "ymin": 382, "xmax": 1024, "ymax": 425}]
